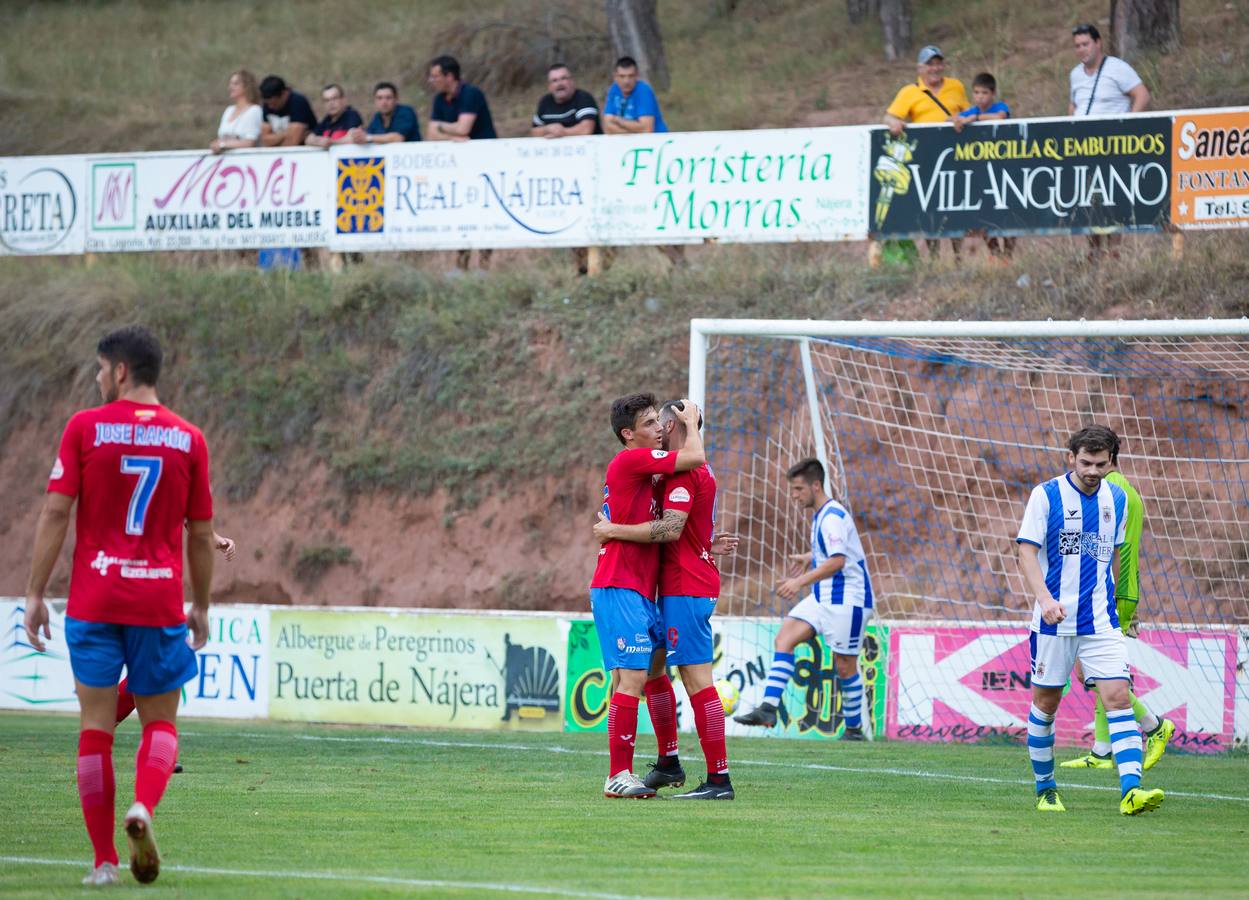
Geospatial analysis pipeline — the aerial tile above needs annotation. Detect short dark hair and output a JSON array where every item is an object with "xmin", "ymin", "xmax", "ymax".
[
  {"xmin": 660, "ymin": 399, "xmax": 702, "ymax": 431},
  {"xmin": 430, "ymin": 55, "xmax": 461, "ymax": 80},
  {"xmin": 547, "ymin": 62, "xmax": 571, "ymax": 75},
  {"xmin": 787, "ymin": 457, "xmax": 825, "ymax": 485},
  {"xmin": 373, "ymin": 81, "xmax": 398, "ymax": 96},
  {"xmin": 972, "ymin": 72, "xmax": 997, "ymax": 92},
  {"xmin": 98, "ymin": 325, "xmax": 162, "ymax": 387},
  {"xmin": 614, "ymin": 56, "xmax": 639, "ymax": 71},
  {"xmin": 1072, "ymin": 23, "xmax": 1101, "ymax": 41},
  {"xmin": 1067, "ymin": 425, "xmax": 1119, "ymax": 459},
  {"xmin": 611, "ymin": 393, "xmax": 657, "ymax": 445},
  {"xmin": 259, "ymin": 75, "xmax": 287, "ymax": 99},
  {"xmin": 321, "ymin": 83, "xmax": 344, "ymax": 98}
]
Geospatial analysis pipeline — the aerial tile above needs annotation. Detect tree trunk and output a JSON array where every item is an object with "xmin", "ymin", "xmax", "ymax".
[
  {"xmin": 1111, "ymin": 0, "xmax": 1181, "ymax": 59},
  {"xmin": 878, "ymin": 0, "xmax": 912, "ymax": 61},
  {"xmin": 605, "ymin": 0, "xmax": 670, "ymax": 92},
  {"xmin": 847, "ymin": 0, "xmax": 879, "ymax": 25}
]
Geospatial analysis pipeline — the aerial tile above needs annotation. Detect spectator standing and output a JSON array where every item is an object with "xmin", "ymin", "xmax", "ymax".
[
  {"xmin": 883, "ymin": 45, "xmax": 970, "ymax": 259},
  {"xmin": 347, "ymin": 82, "xmax": 421, "ymax": 144},
  {"xmin": 954, "ymin": 72, "xmax": 1015, "ymax": 259},
  {"xmin": 258, "ymin": 75, "xmax": 316, "ymax": 147},
  {"xmin": 1068, "ymin": 23, "xmax": 1150, "ymax": 261},
  {"xmin": 532, "ymin": 63, "xmax": 601, "ymax": 137},
  {"xmin": 427, "ymin": 55, "xmax": 496, "ymax": 269},
  {"xmin": 210, "ymin": 70, "xmax": 263, "ymax": 154},
  {"xmin": 305, "ymin": 84, "xmax": 364, "ymax": 148},
  {"xmin": 602, "ymin": 56, "xmax": 668, "ymax": 134}
]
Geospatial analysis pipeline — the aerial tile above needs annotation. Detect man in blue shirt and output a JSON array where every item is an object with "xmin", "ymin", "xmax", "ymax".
[
  {"xmin": 348, "ymin": 81, "xmax": 420, "ymax": 144},
  {"xmin": 427, "ymin": 55, "xmax": 497, "ymax": 141},
  {"xmin": 602, "ymin": 56, "xmax": 668, "ymax": 134}
]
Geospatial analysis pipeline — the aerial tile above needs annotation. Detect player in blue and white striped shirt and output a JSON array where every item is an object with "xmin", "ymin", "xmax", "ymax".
[
  {"xmin": 734, "ymin": 458, "xmax": 873, "ymax": 739},
  {"xmin": 1016, "ymin": 425, "xmax": 1164, "ymax": 816}
]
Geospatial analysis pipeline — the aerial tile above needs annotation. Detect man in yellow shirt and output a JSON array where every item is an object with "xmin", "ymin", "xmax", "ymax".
[{"xmin": 882, "ymin": 46, "xmax": 970, "ymax": 260}]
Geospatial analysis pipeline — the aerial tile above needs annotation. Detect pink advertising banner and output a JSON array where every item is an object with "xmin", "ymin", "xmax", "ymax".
[{"xmin": 887, "ymin": 624, "xmax": 1239, "ymax": 752}]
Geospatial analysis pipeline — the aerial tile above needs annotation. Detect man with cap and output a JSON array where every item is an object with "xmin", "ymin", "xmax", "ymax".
[{"xmin": 882, "ymin": 46, "xmax": 970, "ymax": 259}]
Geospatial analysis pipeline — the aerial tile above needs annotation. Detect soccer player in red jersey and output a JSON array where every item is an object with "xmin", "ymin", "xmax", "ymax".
[
  {"xmin": 23, "ymin": 325, "xmax": 216, "ymax": 887},
  {"xmin": 594, "ymin": 400, "xmax": 738, "ymax": 799},
  {"xmin": 590, "ymin": 393, "xmax": 705, "ymax": 798}
]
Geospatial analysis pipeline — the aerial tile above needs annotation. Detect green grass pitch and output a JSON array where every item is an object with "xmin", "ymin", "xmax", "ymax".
[{"xmin": 2, "ymin": 712, "xmax": 1246, "ymax": 897}]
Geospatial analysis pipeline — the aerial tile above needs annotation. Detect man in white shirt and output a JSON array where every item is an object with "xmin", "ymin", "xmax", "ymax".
[{"xmin": 1068, "ymin": 23, "xmax": 1150, "ymax": 116}]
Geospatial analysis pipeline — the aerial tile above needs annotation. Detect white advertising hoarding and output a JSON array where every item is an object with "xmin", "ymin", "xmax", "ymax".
[{"xmin": 0, "ymin": 155, "xmax": 86, "ymax": 255}]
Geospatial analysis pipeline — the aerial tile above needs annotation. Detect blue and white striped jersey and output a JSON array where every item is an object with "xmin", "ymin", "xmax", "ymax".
[
  {"xmin": 1017, "ymin": 473, "xmax": 1128, "ymax": 636},
  {"xmin": 810, "ymin": 499, "xmax": 873, "ymax": 608}
]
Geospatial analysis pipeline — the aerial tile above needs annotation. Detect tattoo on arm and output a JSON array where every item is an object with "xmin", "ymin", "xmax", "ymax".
[{"xmin": 649, "ymin": 510, "xmax": 686, "ymax": 542}]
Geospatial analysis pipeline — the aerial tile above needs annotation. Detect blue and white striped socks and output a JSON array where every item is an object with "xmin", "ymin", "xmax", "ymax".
[
  {"xmin": 839, "ymin": 673, "xmax": 863, "ymax": 728},
  {"xmin": 761, "ymin": 651, "xmax": 796, "ymax": 706},
  {"xmin": 1027, "ymin": 704, "xmax": 1056, "ymax": 793},
  {"xmin": 1107, "ymin": 708, "xmax": 1143, "ymax": 796}
]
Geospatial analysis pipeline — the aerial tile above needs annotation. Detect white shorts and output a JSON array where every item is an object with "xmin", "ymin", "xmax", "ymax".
[
  {"xmin": 1029, "ymin": 631, "xmax": 1130, "ymax": 688},
  {"xmin": 787, "ymin": 596, "xmax": 872, "ymax": 656}
]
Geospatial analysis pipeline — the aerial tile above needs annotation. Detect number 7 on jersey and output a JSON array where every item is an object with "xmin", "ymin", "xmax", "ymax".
[{"xmin": 121, "ymin": 455, "xmax": 163, "ymax": 535}]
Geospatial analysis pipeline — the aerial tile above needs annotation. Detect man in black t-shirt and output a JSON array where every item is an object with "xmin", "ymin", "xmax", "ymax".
[
  {"xmin": 259, "ymin": 75, "xmax": 317, "ymax": 147},
  {"xmin": 532, "ymin": 63, "xmax": 601, "ymax": 137},
  {"xmin": 306, "ymin": 83, "xmax": 364, "ymax": 148},
  {"xmin": 427, "ymin": 55, "xmax": 497, "ymax": 142}
]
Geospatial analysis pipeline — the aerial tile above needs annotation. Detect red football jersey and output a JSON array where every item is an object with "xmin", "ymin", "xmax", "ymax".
[
  {"xmin": 48, "ymin": 400, "xmax": 213, "ymax": 627},
  {"xmin": 590, "ymin": 447, "xmax": 678, "ymax": 598},
  {"xmin": 659, "ymin": 464, "xmax": 720, "ymax": 598}
]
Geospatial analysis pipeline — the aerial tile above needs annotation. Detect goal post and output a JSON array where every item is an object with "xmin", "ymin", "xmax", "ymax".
[{"xmin": 690, "ymin": 317, "xmax": 1249, "ymax": 749}]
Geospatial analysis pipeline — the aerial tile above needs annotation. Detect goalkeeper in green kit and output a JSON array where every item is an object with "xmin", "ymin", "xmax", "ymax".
[{"xmin": 1061, "ymin": 447, "xmax": 1175, "ymax": 771}]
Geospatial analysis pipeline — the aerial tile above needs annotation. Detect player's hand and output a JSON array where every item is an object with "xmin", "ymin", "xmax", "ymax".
[
  {"xmin": 1124, "ymin": 620, "xmax": 1140, "ymax": 639},
  {"xmin": 776, "ymin": 576, "xmax": 803, "ymax": 602},
  {"xmin": 214, "ymin": 533, "xmax": 237, "ymax": 562},
  {"xmin": 186, "ymin": 605, "xmax": 210, "ymax": 651},
  {"xmin": 710, "ymin": 533, "xmax": 740, "ymax": 556},
  {"xmin": 674, "ymin": 399, "xmax": 700, "ymax": 426},
  {"xmin": 592, "ymin": 511, "xmax": 615, "ymax": 544},
  {"xmin": 23, "ymin": 596, "xmax": 50, "ymax": 653},
  {"xmin": 1039, "ymin": 596, "xmax": 1066, "ymax": 626},
  {"xmin": 787, "ymin": 552, "xmax": 811, "ymax": 576}
]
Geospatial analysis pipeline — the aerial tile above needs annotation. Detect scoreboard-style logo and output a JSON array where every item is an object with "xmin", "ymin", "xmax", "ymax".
[{"xmin": 336, "ymin": 156, "xmax": 384, "ymax": 234}]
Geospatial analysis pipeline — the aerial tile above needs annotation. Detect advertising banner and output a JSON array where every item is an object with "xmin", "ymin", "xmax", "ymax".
[
  {"xmin": 869, "ymin": 115, "xmax": 1172, "ymax": 238},
  {"xmin": 268, "ymin": 609, "xmax": 565, "ymax": 730},
  {"xmin": 85, "ymin": 149, "xmax": 332, "ymax": 251},
  {"xmin": 591, "ymin": 127, "xmax": 869, "ymax": 244},
  {"xmin": 0, "ymin": 599, "xmax": 270, "ymax": 719},
  {"xmin": 330, "ymin": 139, "xmax": 595, "ymax": 251},
  {"xmin": 1171, "ymin": 109, "xmax": 1249, "ymax": 229},
  {"xmin": 0, "ymin": 154, "xmax": 86, "ymax": 255},
  {"xmin": 887, "ymin": 624, "xmax": 1239, "ymax": 752},
  {"xmin": 563, "ymin": 616, "xmax": 888, "ymax": 739}
]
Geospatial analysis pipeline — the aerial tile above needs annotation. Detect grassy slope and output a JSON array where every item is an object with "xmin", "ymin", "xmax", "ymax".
[{"xmin": 2, "ymin": 713, "xmax": 1247, "ymax": 897}]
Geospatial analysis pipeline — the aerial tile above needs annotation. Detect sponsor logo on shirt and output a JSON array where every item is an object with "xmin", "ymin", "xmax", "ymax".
[
  {"xmin": 1058, "ymin": 530, "xmax": 1112, "ymax": 561},
  {"xmin": 89, "ymin": 550, "xmax": 173, "ymax": 580},
  {"xmin": 668, "ymin": 487, "xmax": 690, "ymax": 503},
  {"xmin": 49, "ymin": 456, "xmax": 64, "ymax": 480},
  {"xmin": 651, "ymin": 450, "xmax": 668, "ymax": 459}
]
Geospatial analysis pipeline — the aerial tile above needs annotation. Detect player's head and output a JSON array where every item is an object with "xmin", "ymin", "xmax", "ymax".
[
  {"xmin": 658, "ymin": 399, "xmax": 701, "ymax": 450},
  {"xmin": 787, "ymin": 457, "xmax": 826, "ymax": 509},
  {"xmin": 96, "ymin": 325, "xmax": 162, "ymax": 402},
  {"xmin": 1065, "ymin": 425, "xmax": 1118, "ymax": 491},
  {"xmin": 611, "ymin": 392, "xmax": 661, "ymax": 447}
]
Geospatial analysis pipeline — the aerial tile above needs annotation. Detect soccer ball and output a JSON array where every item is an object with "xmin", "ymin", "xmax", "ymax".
[{"xmin": 715, "ymin": 679, "xmax": 739, "ymax": 716}]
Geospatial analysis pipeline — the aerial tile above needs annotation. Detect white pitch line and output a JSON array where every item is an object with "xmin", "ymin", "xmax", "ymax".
[
  {"xmin": 0, "ymin": 856, "xmax": 659, "ymax": 899},
  {"xmin": 185, "ymin": 730, "xmax": 1249, "ymax": 805}
]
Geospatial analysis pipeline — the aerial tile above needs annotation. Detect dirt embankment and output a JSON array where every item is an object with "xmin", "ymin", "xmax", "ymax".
[{"xmin": 0, "ymin": 417, "xmax": 604, "ymax": 611}]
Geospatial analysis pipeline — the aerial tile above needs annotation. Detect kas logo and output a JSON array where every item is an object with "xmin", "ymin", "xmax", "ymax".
[
  {"xmin": 668, "ymin": 487, "xmax": 690, "ymax": 503},
  {"xmin": 91, "ymin": 163, "xmax": 136, "ymax": 231}
]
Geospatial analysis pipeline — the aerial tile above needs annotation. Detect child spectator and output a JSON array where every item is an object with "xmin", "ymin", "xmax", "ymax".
[{"xmin": 952, "ymin": 72, "xmax": 1009, "ymax": 132}]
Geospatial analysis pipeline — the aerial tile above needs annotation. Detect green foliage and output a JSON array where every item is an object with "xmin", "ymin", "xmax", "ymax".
[
  {"xmin": 293, "ymin": 543, "xmax": 355, "ymax": 586},
  {"xmin": 1, "ymin": 713, "xmax": 1247, "ymax": 896}
]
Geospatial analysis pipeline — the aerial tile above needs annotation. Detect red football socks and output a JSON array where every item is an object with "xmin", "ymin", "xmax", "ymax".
[
  {"xmin": 115, "ymin": 677, "xmax": 136, "ymax": 724},
  {"xmin": 607, "ymin": 692, "xmax": 640, "ymax": 777},
  {"xmin": 77, "ymin": 729, "xmax": 119, "ymax": 867},
  {"xmin": 691, "ymin": 685, "xmax": 729, "ymax": 775},
  {"xmin": 134, "ymin": 720, "xmax": 179, "ymax": 811},
  {"xmin": 644, "ymin": 674, "xmax": 679, "ymax": 758}
]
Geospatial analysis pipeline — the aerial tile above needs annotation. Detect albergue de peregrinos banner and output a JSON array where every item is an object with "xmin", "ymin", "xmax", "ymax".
[{"xmin": 870, "ymin": 115, "xmax": 1172, "ymax": 238}]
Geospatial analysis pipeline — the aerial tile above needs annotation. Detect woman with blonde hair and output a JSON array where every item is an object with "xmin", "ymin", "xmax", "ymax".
[{"xmin": 210, "ymin": 69, "xmax": 263, "ymax": 153}]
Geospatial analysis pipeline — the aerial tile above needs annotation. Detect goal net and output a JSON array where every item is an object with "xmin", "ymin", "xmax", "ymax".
[{"xmin": 691, "ymin": 319, "xmax": 1249, "ymax": 749}]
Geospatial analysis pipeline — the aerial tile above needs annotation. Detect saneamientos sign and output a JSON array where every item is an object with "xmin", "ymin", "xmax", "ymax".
[{"xmin": 85, "ymin": 149, "xmax": 332, "ymax": 251}]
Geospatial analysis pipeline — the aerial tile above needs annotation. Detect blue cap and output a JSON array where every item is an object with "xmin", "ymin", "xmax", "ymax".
[{"xmin": 917, "ymin": 45, "xmax": 943, "ymax": 64}]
